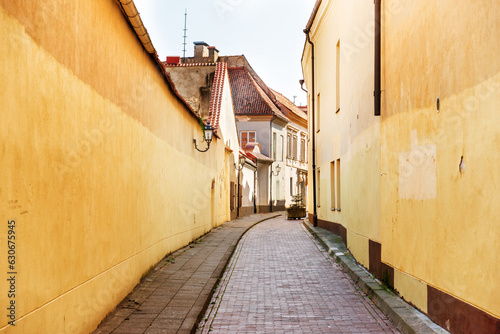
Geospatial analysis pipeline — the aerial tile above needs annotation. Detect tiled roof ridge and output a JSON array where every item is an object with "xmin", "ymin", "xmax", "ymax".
[{"xmin": 208, "ymin": 62, "xmax": 227, "ymax": 132}]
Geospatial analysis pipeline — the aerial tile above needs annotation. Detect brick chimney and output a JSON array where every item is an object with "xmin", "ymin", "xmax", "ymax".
[
  {"xmin": 208, "ymin": 47, "xmax": 219, "ymax": 63},
  {"xmin": 194, "ymin": 41, "xmax": 209, "ymax": 62}
]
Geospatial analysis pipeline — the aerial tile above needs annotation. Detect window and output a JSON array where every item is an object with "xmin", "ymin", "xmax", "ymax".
[
  {"xmin": 316, "ymin": 93, "xmax": 320, "ymax": 131},
  {"xmin": 272, "ymin": 132, "xmax": 277, "ymax": 160},
  {"xmin": 300, "ymin": 134, "xmax": 306, "ymax": 162},
  {"xmin": 330, "ymin": 161, "xmax": 336, "ymax": 209},
  {"xmin": 276, "ymin": 180, "xmax": 280, "ymax": 200},
  {"xmin": 292, "ymin": 135, "xmax": 298, "ymax": 159},
  {"xmin": 336, "ymin": 40, "xmax": 340, "ymax": 113},
  {"xmin": 290, "ymin": 177, "xmax": 293, "ymax": 196},
  {"xmin": 240, "ymin": 131, "xmax": 255, "ymax": 149},
  {"xmin": 336, "ymin": 159, "xmax": 341, "ymax": 210},
  {"xmin": 280, "ymin": 135, "xmax": 284, "ymax": 161},
  {"xmin": 287, "ymin": 133, "xmax": 292, "ymax": 158}
]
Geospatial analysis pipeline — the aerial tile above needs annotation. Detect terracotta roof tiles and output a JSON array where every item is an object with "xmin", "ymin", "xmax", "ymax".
[
  {"xmin": 271, "ymin": 89, "xmax": 307, "ymax": 121},
  {"xmin": 208, "ymin": 62, "xmax": 227, "ymax": 132},
  {"xmin": 228, "ymin": 67, "xmax": 288, "ymax": 121}
]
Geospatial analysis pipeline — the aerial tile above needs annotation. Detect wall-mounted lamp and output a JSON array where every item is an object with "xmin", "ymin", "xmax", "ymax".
[
  {"xmin": 271, "ymin": 164, "xmax": 281, "ymax": 176},
  {"xmin": 235, "ymin": 154, "xmax": 246, "ymax": 217},
  {"xmin": 270, "ymin": 164, "xmax": 281, "ymax": 212},
  {"xmin": 193, "ymin": 122, "xmax": 214, "ymax": 152},
  {"xmin": 235, "ymin": 155, "xmax": 246, "ymax": 171}
]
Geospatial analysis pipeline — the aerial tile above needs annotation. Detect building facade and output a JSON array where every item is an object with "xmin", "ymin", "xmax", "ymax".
[
  {"xmin": 302, "ymin": 0, "xmax": 500, "ymax": 332},
  {"xmin": 0, "ymin": 1, "xmax": 235, "ymax": 332}
]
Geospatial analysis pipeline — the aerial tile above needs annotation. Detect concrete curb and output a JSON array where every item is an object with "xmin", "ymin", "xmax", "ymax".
[{"xmin": 302, "ymin": 219, "xmax": 448, "ymax": 334}]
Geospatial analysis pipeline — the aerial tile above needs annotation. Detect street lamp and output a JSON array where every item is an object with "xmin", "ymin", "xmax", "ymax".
[
  {"xmin": 235, "ymin": 155, "xmax": 246, "ymax": 217},
  {"xmin": 270, "ymin": 164, "xmax": 281, "ymax": 212},
  {"xmin": 193, "ymin": 122, "xmax": 214, "ymax": 152}
]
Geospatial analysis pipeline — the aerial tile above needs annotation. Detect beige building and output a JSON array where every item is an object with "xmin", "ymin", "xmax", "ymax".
[
  {"xmin": 302, "ymin": 0, "xmax": 500, "ymax": 332},
  {"xmin": 0, "ymin": 1, "xmax": 235, "ymax": 333}
]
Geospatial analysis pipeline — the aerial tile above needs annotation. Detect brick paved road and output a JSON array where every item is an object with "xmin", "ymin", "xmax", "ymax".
[{"xmin": 197, "ymin": 217, "xmax": 400, "ymax": 333}]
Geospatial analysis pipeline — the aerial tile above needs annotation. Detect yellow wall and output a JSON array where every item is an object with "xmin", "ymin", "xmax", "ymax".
[
  {"xmin": 302, "ymin": 0, "xmax": 380, "ymax": 268},
  {"xmin": 0, "ymin": 1, "xmax": 230, "ymax": 333},
  {"xmin": 381, "ymin": 0, "xmax": 500, "ymax": 319}
]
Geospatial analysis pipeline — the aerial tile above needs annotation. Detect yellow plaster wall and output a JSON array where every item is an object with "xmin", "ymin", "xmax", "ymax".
[
  {"xmin": 381, "ymin": 0, "xmax": 500, "ymax": 318},
  {"xmin": 0, "ymin": 1, "xmax": 230, "ymax": 333},
  {"xmin": 302, "ymin": 0, "xmax": 380, "ymax": 264},
  {"xmin": 394, "ymin": 269, "xmax": 428, "ymax": 314}
]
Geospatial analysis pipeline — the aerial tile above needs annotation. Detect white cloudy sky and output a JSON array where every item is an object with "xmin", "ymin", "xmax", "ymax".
[{"xmin": 134, "ymin": 0, "xmax": 317, "ymax": 107}]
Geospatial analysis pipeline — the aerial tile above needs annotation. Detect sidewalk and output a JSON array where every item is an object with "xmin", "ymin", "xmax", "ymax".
[
  {"xmin": 302, "ymin": 219, "xmax": 448, "ymax": 334},
  {"xmin": 93, "ymin": 212, "xmax": 282, "ymax": 334}
]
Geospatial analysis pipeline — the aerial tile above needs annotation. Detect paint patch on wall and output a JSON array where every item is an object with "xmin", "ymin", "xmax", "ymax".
[{"xmin": 399, "ymin": 130, "xmax": 437, "ymax": 200}]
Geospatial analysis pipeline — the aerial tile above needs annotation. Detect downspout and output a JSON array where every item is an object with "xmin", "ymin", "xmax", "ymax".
[
  {"xmin": 303, "ymin": 29, "xmax": 318, "ymax": 227},
  {"xmin": 269, "ymin": 115, "xmax": 277, "ymax": 212},
  {"xmin": 237, "ymin": 158, "xmax": 241, "ymax": 217},
  {"xmin": 254, "ymin": 160, "xmax": 258, "ymax": 213},
  {"xmin": 374, "ymin": 0, "xmax": 381, "ymax": 116}
]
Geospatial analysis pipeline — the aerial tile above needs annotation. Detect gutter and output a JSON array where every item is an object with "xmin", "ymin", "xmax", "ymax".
[
  {"xmin": 374, "ymin": 0, "xmax": 381, "ymax": 116},
  {"xmin": 303, "ymin": 29, "xmax": 318, "ymax": 227}
]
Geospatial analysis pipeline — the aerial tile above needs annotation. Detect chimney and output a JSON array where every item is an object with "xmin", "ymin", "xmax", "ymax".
[
  {"xmin": 165, "ymin": 56, "xmax": 181, "ymax": 65},
  {"xmin": 208, "ymin": 46, "xmax": 219, "ymax": 63},
  {"xmin": 194, "ymin": 41, "xmax": 209, "ymax": 62}
]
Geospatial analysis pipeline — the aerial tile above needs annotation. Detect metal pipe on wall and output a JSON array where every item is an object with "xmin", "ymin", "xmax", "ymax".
[
  {"xmin": 303, "ymin": 29, "xmax": 318, "ymax": 227},
  {"xmin": 374, "ymin": 0, "xmax": 381, "ymax": 116}
]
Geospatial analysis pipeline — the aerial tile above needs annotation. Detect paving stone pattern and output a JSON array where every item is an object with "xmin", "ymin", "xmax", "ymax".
[
  {"xmin": 93, "ymin": 213, "xmax": 280, "ymax": 334},
  {"xmin": 198, "ymin": 217, "xmax": 400, "ymax": 334}
]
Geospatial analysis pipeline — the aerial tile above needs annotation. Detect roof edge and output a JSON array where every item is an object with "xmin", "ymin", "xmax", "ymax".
[{"xmin": 305, "ymin": 0, "xmax": 323, "ymax": 31}]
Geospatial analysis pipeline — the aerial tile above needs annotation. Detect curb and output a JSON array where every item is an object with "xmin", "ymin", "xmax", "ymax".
[{"xmin": 302, "ymin": 219, "xmax": 448, "ymax": 334}]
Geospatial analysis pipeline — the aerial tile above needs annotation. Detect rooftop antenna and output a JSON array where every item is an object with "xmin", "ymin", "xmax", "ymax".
[
  {"xmin": 293, "ymin": 95, "xmax": 297, "ymax": 104},
  {"xmin": 182, "ymin": 9, "xmax": 188, "ymax": 61}
]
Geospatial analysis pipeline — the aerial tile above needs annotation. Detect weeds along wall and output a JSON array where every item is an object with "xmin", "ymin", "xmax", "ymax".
[{"xmin": 0, "ymin": 1, "xmax": 230, "ymax": 333}]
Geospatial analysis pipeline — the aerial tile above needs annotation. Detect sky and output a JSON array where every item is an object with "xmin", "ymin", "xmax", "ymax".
[{"xmin": 134, "ymin": 0, "xmax": 317, "ymax": 107}]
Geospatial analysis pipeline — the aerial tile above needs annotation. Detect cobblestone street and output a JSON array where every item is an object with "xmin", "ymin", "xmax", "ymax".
[{"xmin": 197, "ymin": 217, "xmax": 400, "ymax": 333}]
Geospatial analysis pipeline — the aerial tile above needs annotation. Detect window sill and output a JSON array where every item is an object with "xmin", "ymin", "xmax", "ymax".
[{"xmin": 336, "ymin": 208, "xmax": 341, "ymax": 212}]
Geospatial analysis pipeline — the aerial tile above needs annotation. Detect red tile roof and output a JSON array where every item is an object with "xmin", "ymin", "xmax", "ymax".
[
  {"xmin": 208, "ymin": 62, "xmax": 227, "ymax": 132},
  {"xmin": 163, "ymin": 62, "xmax": 216, "ymax": 67},
  {"xmin": 228, "ymin": 67, "xmax": 288, "ymax": 121},
  {"xmin": 271, "ymin": 89, "xmax": 307, "ymax": 121}
]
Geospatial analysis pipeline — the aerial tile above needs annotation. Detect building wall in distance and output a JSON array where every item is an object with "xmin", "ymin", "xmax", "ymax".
[
  {"xmin": 0, "ymin": 1, "xmax": 230, "ymax": 332},
  {"xmin": 302, "ymin": 0, "xmax": 380, "ymax": 269}
]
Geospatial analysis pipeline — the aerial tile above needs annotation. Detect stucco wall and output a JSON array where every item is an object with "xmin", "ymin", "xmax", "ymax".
[
  {"xmin": 0, "ymin": 1, "xmax": 230, "ymax": 333},
  {"xmin": 381, "ymin": 0, "xmax": 500, "ymax": 321},
  {"xmin": 302, "ymin": 0, "xmax": 380, "ymax": 269}
]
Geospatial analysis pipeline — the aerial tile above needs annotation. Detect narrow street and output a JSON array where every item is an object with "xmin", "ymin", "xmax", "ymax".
[{"xmin": 197, "ymin": 217, "xmax": 400, "ymax": 333}]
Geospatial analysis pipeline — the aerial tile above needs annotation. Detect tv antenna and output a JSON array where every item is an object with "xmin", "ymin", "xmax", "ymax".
[
  {"xmin": 293, "ymin": 96, "xmax": 297, "ymax": 104},
  {"xmin": 182, "ymin": 9, "xmax": 188, "ymax": 60}
]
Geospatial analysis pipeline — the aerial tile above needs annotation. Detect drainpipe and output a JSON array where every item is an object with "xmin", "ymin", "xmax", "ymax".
[
  {"xmin": 303, "ymin": 29, "xmax": 318, "ymax": 227},
  {"xmin": 374, "ymin": 0, "xmax": 381, "ymax": 116},
  {"xmin": 237, "ymin": 160, "xmax": 241, "ymax": 217},
  {"xmin": 269, "ymin": 115, "xmax": 277, "ymax": 212},
  {"xmin": 254, "ymin": 160, "xmax": 258, "ymax": 213}
]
